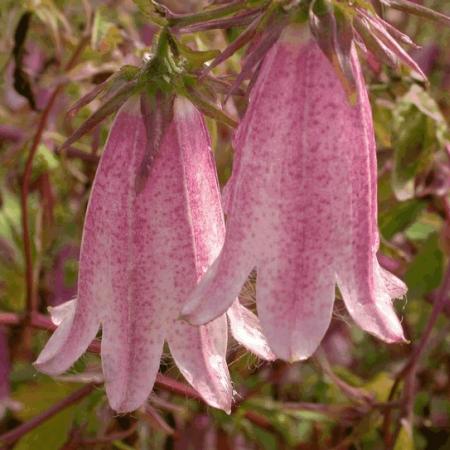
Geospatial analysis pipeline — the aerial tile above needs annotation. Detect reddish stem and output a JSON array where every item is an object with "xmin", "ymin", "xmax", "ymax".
[
  {"xmin": 142, "ymin": 405, "xmax": 175, "ymax": 435},
  {"xmin": 0, "ymin": 311, "xmax": 276, "ymax": 435},
  {"xmin": 55, "ymin": 147, "xmax": 100, "ymax": 164},
  {"xmin": 0, "ymin": 313, "xmax": 21, "ymax": 326},
  {"xmin": 384, "ymin": 258, "xmax": 450, "ymax": 447},
  {"xmin": 0, "ymin": 384, "xmax": 96, "ymax": 446},
  {"xmin": 155, "ymin": 373, "xmax": 202, "ymax": 400},
  {"xmin": 21, "ymin": 36, "xmax": 89, "ymax": 317},
  {"xmin": 78, "ymin": 422, "xmax": 138, "ymax": 445}
]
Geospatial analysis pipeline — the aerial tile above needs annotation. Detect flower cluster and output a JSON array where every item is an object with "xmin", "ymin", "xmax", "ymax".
[{"xmin": 36, "ymin": 23, "xmax": 408, "ymax": 413}]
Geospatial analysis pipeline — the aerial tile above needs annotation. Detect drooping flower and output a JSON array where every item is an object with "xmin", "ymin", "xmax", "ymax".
[
  {"xmin": 35, "ymin": 94, "xmax": 272, "ymax": 413},
  {"xmin": 182, "ymin": 26, "xmax": 407, "ymax": 362}
]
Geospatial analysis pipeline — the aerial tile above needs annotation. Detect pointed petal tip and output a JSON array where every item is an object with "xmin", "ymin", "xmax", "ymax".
[
  {"xmin": 107, "ymin": 396, "xmax": 146, "ymax": 414},
  {"xmin": 32, "ymin": 358, "xmax": 65, "ymax": 377},
  {"xmin": 178, "ymin": 309, "xmax": 226, "ymax": 335},
  {"xmin": 266, "ymin": 338, "xmax": 318, "ymax": 363},
  {"xmin": 355, "ymin": 307, "xmax": 407, "ymax": 345},
  {"xmin": 227, "ymin": 301, "xmax": 276, "ymax": 361},
  {"xmin": 33, "ymin": 348, "xmax": 65, "ymax": 376},
  {"xmin": 282, "ymin": 350, "xmax": 314, "ymax": 364},
  {"xmin": 263, "ymin": 350, "xmax": 277, "ymax": 362},
  {"xmin": 203, "ymin": 394, "xmax": 232, "ymax": 414},
  {"xmin": 258, "ymin": 325, "xmax": 328, "ymax": 363},
  {"xmin": 177, "ymin": 311, "xmax": 207, "ymax": 327},
  {"xmin": 372, "ymin": 327, "xmax": 407, "ymax": 345},
  {"xmin": 32, "ymin": 359, "xmax": 50, "ymax": 374},
  {"xmin": 104, "ymin": 369, "xmax": 154, "ymax": 414},
  {"xmin": 180, "ymin": 300, "xmax": 229, "ymax": 327}
]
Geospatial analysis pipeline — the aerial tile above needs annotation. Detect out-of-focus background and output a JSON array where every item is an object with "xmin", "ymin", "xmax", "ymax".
[{"xmin": 0, "ymin": 1, "xmax": 449, "ymax": 448}]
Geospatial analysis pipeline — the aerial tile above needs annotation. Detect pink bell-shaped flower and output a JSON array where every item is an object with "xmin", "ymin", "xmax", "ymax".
[
  {"xmin": 183, "ymin": 27, "xmax": 407, "ymax": 362},
  {"xmin": 35, "ymin": 95, "xmax": 272, "ymax": 413}
]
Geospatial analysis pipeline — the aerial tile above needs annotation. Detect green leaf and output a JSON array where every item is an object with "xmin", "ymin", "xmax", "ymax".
[
  {"xmin": 165, "ymin": 0, "xmax": 268, "ymax": 28},
  {"xmin": 251, "ymin": 427, "xmax": 278, "ymax": 450},
  {"xmin": 379, "ymin": 199, "xmax": 426, "ymax": 239},
  {"xmin": 309, "ymin": 0, "xmax": 357, "ymax": 103},
  {"xmin": 12, "ymin": 12, "xmax": 36, "ymax": 110},
  {"xmin": 176, "ymin": 41, "xmax": 220, "ymax": 70},
  {"xmin": 113, "ymin": 441, "xmax": 136, "ymax": 450},
  {"xmin": 404, "ymin": 233, "xmax": 444, "ymax": 298},
  {"xmin": 132, "ymin": 0, "xmax": 167, "ymax": 26},
  {"xmin": 32, "ymin": 144, "xmax": 59, "ymax": 179},
  {"xmin": 13, "ymin": 406, "xmax": 77, "ymax": 450},
  {"xmin": 394, "ymin": 420, "xmax": 415, "ymax": 450},
  {"xmin": 182, "ymin": 89, "xmax": 237, "ymax": 128},
  {"xmin": 404, "ymin": 212, "xmax": 441, "ymax": 242},
  {"xmin": 392, "ymin": 85, "xmax": 448, "ymax": 201},
  {"xmin": 60, "ymin": 81, "xmax": 138, "ymax": 152},
  {"xmin": 372, "ymin": 99, "xmax": 393, "ymax": 148},
  {"xmin": 381, "ymin": 0, "xmax": 450, "ymax": 27},
  {"xmin": 11, "ymin": 380, "xmax": 82, "ymax": 450},
  {"xmin": 91, "ymin": 7, "xmax": 123, "ymax": 54},
  {"xmin": 363, "ymin": 372, "xmax": 394, "ymax": 402}
]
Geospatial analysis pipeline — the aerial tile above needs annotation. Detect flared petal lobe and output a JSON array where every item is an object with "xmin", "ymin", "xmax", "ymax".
[
  {"xmin": 172, "ymin": 98, "xmax": 274, "ymax": 367},
  {"xmin": 334, "ymin": 49, "xmax": 406, "ymax": 343},
  {"xmin": 35, "ymin": 94, "xmax": 271, "ymax": 413},
  {"xmin": 183, "ymin": 26, "xmax": 406, "ymax": 361},
  {"xmin": 36, "ymin": 102, "xmax": 165, "ymax": 412},
  {"xmin": 35, "ymin": 98, "xmax": 225, "ymax": 412}
]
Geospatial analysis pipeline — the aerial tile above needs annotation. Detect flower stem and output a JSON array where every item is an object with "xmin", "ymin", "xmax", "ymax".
[
  {"xmin": 0, "ymin": 384, "xmax": 96, "ymax": 446},
  {"xmin": 21, "ymin": 35, "xmax": 89, "ymax": 319}
]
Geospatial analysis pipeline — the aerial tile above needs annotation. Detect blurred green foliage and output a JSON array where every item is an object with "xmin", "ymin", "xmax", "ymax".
[{"xmin": 0, "ymin": 0, "xmax": 449, "ymax": 449}]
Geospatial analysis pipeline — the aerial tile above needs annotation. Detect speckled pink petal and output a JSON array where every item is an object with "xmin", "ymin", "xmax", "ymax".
[
  {"xmin": 34, "ymin": 292, "xmax": 100, "ymax": 374},
  {"xmin": 36, "ymin": 96, "xmax": 238, "ymax": 413},
  {"xmin": 257, "ymin": 264, "xmax": 335, "ymax": 362},
  {"xmin": 251, "ymin": 35, "xmax": 351, "ymax": 361},
  {"xmin": 378, "ymin": 264, "xmax": 408, "ymax": 298},
  {"xmin": 181, "ymin": 39, "xmax": 280, "ymax": 325},
  {"xmin": 48, "ymin": 299, "xmax": 76, "ymax": 325},
  {"xmin": 335, "ymin": 48, "xmax": 405, "ymax": 343},
  {"xmin": 185, "ymin": 29, "xmax": 339, "ymax": 360},
  {"xmin": 100, "ymin": 96, "xmax": 233, "ymax": 412},
  {"xmin": 227, "ymin": 301, "xmax": 275, "ymax": 361},
  {"xmin": 176, "ymin": 97, "xmax": 273, "ymax": 362},
  {"xmin": 184, "ymin": 27, "xmax": 406, "ymax": 359},
  {"xmin": 182, "ymin": 252, "xmax": 254, "ymax": 325},
  {"xmin": 36, "ymin": 100, "xmax": 166, "ymax": 411},
  {"xmin": 168, "ymin": 317, "xmax": 232, "ymax": 413}
]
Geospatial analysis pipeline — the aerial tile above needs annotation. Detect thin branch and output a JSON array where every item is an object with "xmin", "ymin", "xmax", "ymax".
[
  {"xmin": 78, "ymin": 422, "xmax": 138, "ymax": 445},
  {"xmin": 0, "ymin": 312, "xmax": 52, "ymax": 329},
  {"xmin": 0, "ymin": 384, "xmax": 96, "ymax": 446},
  {"xmin": 155, "ymin": 373, "xmax": 202, "ymax": 400},
  {"xmin": 21, "ymin": 35, "xmax": 89, "ymax": 317},
  {"xmin": 0, "ymin": 312, "xmax": 21, "ymax": 326},
  {"xmin": 398, "ymin": 261, "xmax": 450, "ymax": 435},
  {"xmin": 315, "ymin": 349, "xmax": 374, "ymax": 404},
  {"xmin": 0, "ymin": 312, "xmax": 100, "ymax": 352},
  {"xmin": 0, "ymin": 311, "xmax": 277, "ymax": 435},
  {"xmin": 55, "ymin": 147, "xmax": 100, "ymax": 164},
  {"xmin": 142, "ymin": 405, "xmax": 175, "ymax": 435},
  {"xmin": 383, "ymin": 258, "xmax": 450, "ymax": 447}
]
